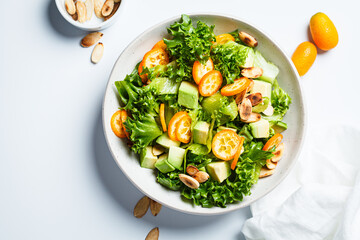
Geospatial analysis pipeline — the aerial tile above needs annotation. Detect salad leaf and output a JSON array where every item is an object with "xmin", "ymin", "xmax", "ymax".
[
  {"xmin": 164, "ymin": 14, "xmax": 215, "ymax": 82},
  {"xmin": 242, "ymin": 142, "xmax": 274, "ymax": 166},
  {"xmin": 181, "ymin": 158, "xmax": 260, "ymax": 208},
  {"xmin": 124, "ymin": 112, "xmax": 162, "ymax": 153},
  {"xmin": 211, "ymin": 41, "xmax": 255, "ymax": 84},
  {"xmin": 272, "ymin": 79, "xmax": 292, "ymax": 117},
  {"xmin": 157, "ymin": 171, "xmax": 181, "ymax": 191}
]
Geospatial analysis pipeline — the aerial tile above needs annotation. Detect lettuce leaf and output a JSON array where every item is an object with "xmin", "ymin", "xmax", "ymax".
[
  {"xmin": 271, "ymin": 79, "xmax": 291, "ymax": 117},
  {"xmin": 211, "ymin": 41, "xmax": 255, "ymax": 84},
  {"xmin": 164, "ymin": 14, "xmax": 215, "ymax": 82}
]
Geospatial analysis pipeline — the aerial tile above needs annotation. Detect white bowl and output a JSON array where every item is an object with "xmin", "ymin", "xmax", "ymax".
[
  {"xmin": 102, "ymin": 13, "xmax": 306, "ymax": 215},
  {"xmin": 55, "ymin": 0, "xmax": 124, "ymax": 31}
]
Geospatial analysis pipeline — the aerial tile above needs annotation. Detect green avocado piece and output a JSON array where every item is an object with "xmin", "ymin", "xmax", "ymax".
[
  {"xmin": 140, "ymin": 146, "xmax": 158, "ymax": 169},
  {"xmin": 217, "ymin": 126, "xmax": 237, "ymax": 133},
  {"xmin": 155, "ymin": 154, "xmax": 175, "ymax": 173},
  {"xmin": 148, "ymin": 77, "xmax": 180, "ymax": 95},
  {"xmin": 156, "ymin": 133, "xmax": 180, "ymax": 148},
  {"xmin": 251, "ymin": 80, "xmax": 272, "ymax": 102},
  {"xmin": 254, "ymin": 51, "xmax": 279, "ymax": 84},
  {"xmin": 252, "ymin": 97, "xmax": 270, "ymax": 113},
  {"xmin": 193, "ymin": 121, "xmax": 210, "ymax": 145},
  {"xmin": 206, "ymin": 161, "xmax": 231, "ymax": 183},
  {"xmin": 167, "ymin": 146, "xmax": 186, "ymax": 169},
  {"xmin": 201, "ymin": 92, "xmax": 223, "ymax": 113},
  {"xmin": 249, "ymin": 119, "xmax": 270, "ymax": 138},
  {"xmin": 271, "ymin": 121, "xmax": 287, "ymax": 133},
  {"xmin": 178, "ymin": 81, "xmax": 199, "ymax": 109}
]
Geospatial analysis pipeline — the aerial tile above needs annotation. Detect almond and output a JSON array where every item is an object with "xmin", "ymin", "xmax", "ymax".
[
  {"xmin": 150, "ymin": 199, "xmax": 162, "ymax": 216},
  {"xmin": 91, "ymin": 42, "xmax": 104, "ymax": 63},
  {"xmin": 186, "ymin": 165, "xmax": 199, "ymax": 176},
  {"xmin": 85, "ymin": 0, "xmax": 94, "ymax": 21},
  {"xmin": 152, "ymin": 145, "xmax": 165, "ymax": 156},
  {"xmin": 246, "ymin": 93, "xmax": 263, "ymax": 106},
  {"xmin": 179, "ymin": 174, "xmax": 199, "ymax": 189},
  {"xmin": 263, "ymin": 105, "xmax": 274, "ymax": 116},
  {"xmin": 266, "ymin": 158, "xmax": 277, "ymax": 169},
  {"xmin": 104, "ymin": 2, "xmax": 120, "ymax": 21},
  {"xmin": 259, "ymin": 167, "xmax": 275, "ymax": 178},
  {"xmin": 75, "ymin": 1, "xmax": 87, "ymax": 23},
  {"xmin": 241, "ymin": 67, "xmax": 263, "ymax": 78},
  {"xmin": 114, "ymin": 0, "xmax": 121, "ymax": 2},
  {"xmin": 81, "ymin": 32, "xmax": 103, "ymax": 47},
  {"xmin": 240, "ymin": 112, "xmax": 261, "ymax": 123},
  {"xmin": 133, "ymin": 196, "xmax": 150, "ymax": 218},
  {"xmin": 193, "ymin": 171, "xmax": 209, "ymax": 183},
  {"xmin": 94, "ymin": 0, "xmax": 104, "ymax": 18},
  {"xmin": 101, "ymin": 0, "xmax": 114, "ymax": 17},
  {"xmin": 271, "ymin": 143, "xmax": 284, "ymax": 163},
  {"xmin": 239, "ymin": 31, "xmax": 258, "ymax": 48},
  {"xmin": 145, "ymin": 227, "xmax": 159, "ymax": 240},
  {"xmin": 239, "ymin": 98, "xmax": 252, "ymax": 121},
  {"xmin": 71, "ymin": 12, "xmax": 78, "ymax": 21},
  {"xmin": 65, "ymin": 0, "xmax": 76, "ymax": 15}
]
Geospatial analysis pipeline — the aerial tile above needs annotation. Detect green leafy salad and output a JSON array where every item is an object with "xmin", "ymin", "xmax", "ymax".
[{"xmin": 111, "ymin": 14, "xmax": 291, "ymax": 208}]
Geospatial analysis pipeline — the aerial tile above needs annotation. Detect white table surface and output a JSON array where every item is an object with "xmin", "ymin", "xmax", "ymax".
[{"xmin": 1, "ymin": 0, "xmax": 359, "ymax": 239}]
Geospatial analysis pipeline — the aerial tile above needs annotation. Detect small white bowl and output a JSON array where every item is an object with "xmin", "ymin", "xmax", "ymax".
[
  {"xmin": 103, "ymin": 13, "xmax": 306, "ymax": 215},
  {"xmin": 55, "ymin": 0, "xmax": 124, "ymax": 31}
]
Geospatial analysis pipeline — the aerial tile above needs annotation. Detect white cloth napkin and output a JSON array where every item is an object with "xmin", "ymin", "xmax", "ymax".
[{"xmin": 242, "ymin": 125, "xmax": 360, "ymax": 240}]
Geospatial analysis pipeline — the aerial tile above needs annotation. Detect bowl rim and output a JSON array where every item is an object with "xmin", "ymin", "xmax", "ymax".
[
  {"xmin": 102, "ymin": 12, "xmax": 307, "ymax": 215},
  {"xmin": 54, "ymin": 0, "xmax": 123, "ymax": 30}
]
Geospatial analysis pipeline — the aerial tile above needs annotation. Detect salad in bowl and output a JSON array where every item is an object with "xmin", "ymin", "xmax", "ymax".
[{"xmin": 109, "ymin": 14, "xmax": 292, "ymax": 208}]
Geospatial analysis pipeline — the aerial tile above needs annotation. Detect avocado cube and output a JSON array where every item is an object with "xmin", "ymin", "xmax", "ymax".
[
  {"xmin": 155, "ymin": 154, "xmax": 175, "ymax": 173},
  {"xmin": 217, "ymin": 126, "xmax": 237, "ymax": 133},
  {"xmin": 249, "ymin": 119, "xmax": 270, "ymax": 138},
  {"xmin": 250, "ymin": 80, "xmax": 272, "ymax": 102},
  {"xmin": 178, "ymin": 81, "xmax": 199, "ymax": 109},
  {"xmin": 167, "ymin": 146, "xmax": 185, "ymax": 169},
  {"xmin": 140, "ymin": 146, "xmax": 158, "ymax": 169},
  {"xmin": 193, "ymin": 121, "xmax": 210, "ymax": 145},
  {"xmin": 156, "ymin": 133, "xmax": 180, "ymax": 148},
  {"xmin": 206, "ymin": 161, "xmax": 231, "ymax": 183}
]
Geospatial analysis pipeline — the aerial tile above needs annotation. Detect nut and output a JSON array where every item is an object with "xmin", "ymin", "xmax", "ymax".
[
  {"xmin": 241, "ymin": 67, "xmax": 263, "ymax": 78},
  {"xmin": 152, "ymin": 145, "xmax": 165, "ymax": 156},
  {"xmin": 186, "ymin": 165, "xmax": 199, "ymax": 176},
  {"xmin": 259, "ymin": 167, "xmax": 275, "ymax": 178},
  {"xmin": 91, "ymin": 42, "xmax": 104, "ymax": 64},
  {"xmin": 65, "ymin": 0, "xmax": 76, "ymax": 15},
  {"xmin": 71, "ymin": 12, "xmax": 78, "ymax": 21},
  {"xmin": 101, "ymin": 0, "xmax": 114, "ymax": 17},
  {"xmin": 133, "ymin": 196, "xmax": 150, "ymax": 218},
  {"xmin": 75, "ymin": 1, "xmax": 87, "ymax": 23},
  {"xmin": 193, "ymin": 171, "xmax": 209, "ymax": 183},
  {"xmin": 239, "ymin": 98, "xmax": 252, "ymax": 121},
  {"xmin": 179, "ymin": 174, "xmax": 200, "ymax": 189},
  {"xmin": 239, "ymin": 31, "xmax": 258, "ymax": 48},
  {"xmin": 114, "ymin": 0, "xmax": 121, "ymax": 2},
  {"xmin": 104, "ymin": 2, "xmax": 120, "ymax": 21},
  {"xmin": 246, "ymin": 93, "xmax": 263, "ymax": 106},
  {"xmin": 94, "ymin": 0, "xmax": 104, "ymax": 18},
  {"xmin": 145, "ymin": 227, "xmax": 159, "ymax": 240},
  {"xmin": 81, "ymin": 32, "xmax": 103, "ymax": 47},
  {"xmin": 266, "ymin": 158, "xmax": 277, "ymax": 169},
  {"xmin": 263, "ymin": 105, "xmax": 274, "ymax": 116},
  {"xmin": 85, "ymin": 0, "xmax": 94, "ymax": 21},
  {"xmin": 271, "ymin": 143, "xmax": 284, "ymax": 162},
  {"xmin": 150, "ymin": 199, "xmax": 162, "ymax": 216},
  {"xmin": 240, "ymin": 112, "xmax": 261, "ymax": 123},
  {"xmin": 235, "ymin": 80, "xmax": 253, "ymax": 104}
]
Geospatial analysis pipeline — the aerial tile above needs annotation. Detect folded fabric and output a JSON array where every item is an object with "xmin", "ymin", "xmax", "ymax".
[{"xmin": 242, "ymin": 125, "xmax": 360, "ymax": 240}]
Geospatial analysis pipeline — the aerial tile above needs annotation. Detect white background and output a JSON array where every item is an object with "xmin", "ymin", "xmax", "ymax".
[{"xmin": 1, "ymin": 0, "xmax": 359, "ymax": 239}]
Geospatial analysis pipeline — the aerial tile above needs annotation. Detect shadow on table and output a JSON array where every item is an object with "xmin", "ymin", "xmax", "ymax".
[
  {"xmin": 46, "ymin": 0, "xmax": 86, "ymax": 38},
  {"xmin": 92, "ymin": 106, "xmax": 249, "ymax": 238}
]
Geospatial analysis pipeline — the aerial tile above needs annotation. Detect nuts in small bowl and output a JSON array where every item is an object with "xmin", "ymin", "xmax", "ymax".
[{"xmin": 55, "ymin": 0, "xmax": 124, "ymax": 31}]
